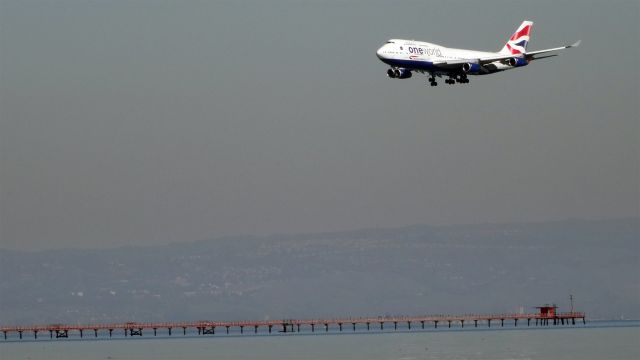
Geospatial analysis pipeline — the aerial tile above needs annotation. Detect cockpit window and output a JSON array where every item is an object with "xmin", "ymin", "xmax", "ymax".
[{"xmin": 386, "ymin": 41, "xmax": 395, "ymax": 44}]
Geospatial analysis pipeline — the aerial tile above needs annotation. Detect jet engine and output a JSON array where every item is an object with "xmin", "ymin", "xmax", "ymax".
[
  {"xmin": 462, "ymin": 63, "xmax": 482, "ymax": 74},
  {"xmin": 507, "ymin": 57, "xmax": 528, "ymax": 67},
  {"xmin": 388, "ymin": 68, "xmax": 412, "ymax": 79}
]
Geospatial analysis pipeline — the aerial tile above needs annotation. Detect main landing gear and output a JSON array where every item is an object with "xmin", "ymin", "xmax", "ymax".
[
  {"xmin": 426, "ymin": 74, "xmax": 470, "ymax": 87},
  {"xmin": 427, "ymin": 74, "xmax": 469, "ymax": 86},
  {"xmin": 445, "ymin": 75, "xmax": 469, "ymax": 85}
]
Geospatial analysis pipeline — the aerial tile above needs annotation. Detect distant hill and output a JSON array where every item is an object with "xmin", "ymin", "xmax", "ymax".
[{"xmin": 1, "ymin": 218, "xmax": 638, "ymax": 325}]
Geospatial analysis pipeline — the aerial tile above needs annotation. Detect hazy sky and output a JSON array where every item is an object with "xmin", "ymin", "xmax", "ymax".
[{"xmin": 1, "ymin": 0, "xmax": 638, "ymax": 250}]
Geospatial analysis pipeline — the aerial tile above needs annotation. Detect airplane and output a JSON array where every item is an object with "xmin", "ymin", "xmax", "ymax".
[{"xmin": 376, "ymin": 21, "xmax": 580, "ymax": 86}]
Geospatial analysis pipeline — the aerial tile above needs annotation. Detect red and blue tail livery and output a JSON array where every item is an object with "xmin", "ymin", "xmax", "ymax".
[
  {"xmin": 376, "ymin": 20, "xmax": 580, "ymax": 87},
  {"xmin": 501, "ymin": 21, "xmax": 533, "ymax": 55}
]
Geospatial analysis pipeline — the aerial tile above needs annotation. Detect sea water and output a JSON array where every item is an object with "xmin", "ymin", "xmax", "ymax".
[{"xmin": 1, "ymin": 321, "xmax": 638, "ymax": 360}]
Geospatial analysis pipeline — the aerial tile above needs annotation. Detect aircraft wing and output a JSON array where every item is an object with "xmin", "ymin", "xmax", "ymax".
[
  {"xmin": 432, "ymin": 55, "xmax": 521, "ymax": 68},
  {"xmin": 431, "ymin": 59, "xmax": 477, "ymax": 68},
  {"xmin": 525, "ymin": 40, "xmax": 581, "ymax": 60},
  {"xmin": 431, "ymin": 40, "xmax": 580, "ymax": 68}
]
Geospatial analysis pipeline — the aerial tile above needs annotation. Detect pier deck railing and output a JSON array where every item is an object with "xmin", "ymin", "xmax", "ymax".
[{"xmin": 1, "ymin": 312, "xmax": 586, "ymax": 340}]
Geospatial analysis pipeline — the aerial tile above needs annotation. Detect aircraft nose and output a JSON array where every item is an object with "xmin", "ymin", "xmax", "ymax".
[{"xmin": 376, "ymin": 46, "xmax": 385, "ymax": 59}]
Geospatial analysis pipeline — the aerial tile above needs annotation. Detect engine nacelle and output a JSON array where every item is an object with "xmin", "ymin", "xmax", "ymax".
[
  {"xmin": 462, "ymin": 63, "xmax": 482, "ymax": 74},
  {"xmin": 393, "ymin": 68, "xmax": 412, "ymax": 79},
  {"xmin": 507, "ymin": 57, "xmax": 528, "ymax": 67},
  {"xmin": 387, "ymin": 68, "xmax": 412, "ymax": 79}
]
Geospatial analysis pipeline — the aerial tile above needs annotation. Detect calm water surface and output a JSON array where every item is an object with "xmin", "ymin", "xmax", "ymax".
[{"xmin": 1, "ymin": 321, "xmax": 638, "ymax": 360}]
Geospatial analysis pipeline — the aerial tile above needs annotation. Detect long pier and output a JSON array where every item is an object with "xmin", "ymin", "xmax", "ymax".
[{"xmin": 1, "ymin": 310, "xmax": 585, "ymax": 340}]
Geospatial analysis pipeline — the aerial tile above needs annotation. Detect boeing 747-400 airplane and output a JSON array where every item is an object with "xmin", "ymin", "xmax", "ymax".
[{"xmin": 376, "ymin": 21, "xmax": 580, "ymax": 86}]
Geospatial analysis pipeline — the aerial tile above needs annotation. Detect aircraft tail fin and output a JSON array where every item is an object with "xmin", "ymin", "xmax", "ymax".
[{"xmin": 500, "ymin": 21, "xmax": 533, "ymax": 55}]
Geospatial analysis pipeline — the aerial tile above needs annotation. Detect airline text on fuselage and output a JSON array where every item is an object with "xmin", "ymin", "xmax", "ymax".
[{"xmin": 407, "ymin": 46, "xmax": 443, "ymax": 57}]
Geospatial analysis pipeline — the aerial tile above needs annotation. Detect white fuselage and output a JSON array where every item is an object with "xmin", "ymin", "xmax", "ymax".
[
  {"xmin": 377, "ymin": 21, "xmax": 579, "ymax": 85},
  {"xmin": 376, "ymin": 39, "xmax": 514, "ymax": 74}
]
